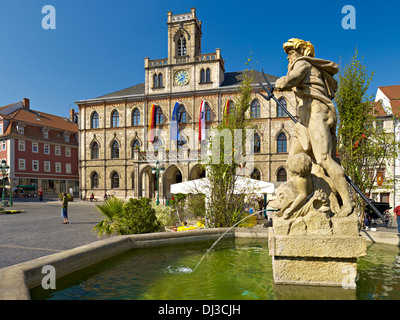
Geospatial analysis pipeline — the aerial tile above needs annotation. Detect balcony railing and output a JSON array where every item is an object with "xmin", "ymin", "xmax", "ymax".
[
  {"xmin": 135, "ymin": 149, "xmax": 207, "ymax": 163},
  {"xmin": 148, "ymin": 58, "xmax": 168, "ymax": 67}
]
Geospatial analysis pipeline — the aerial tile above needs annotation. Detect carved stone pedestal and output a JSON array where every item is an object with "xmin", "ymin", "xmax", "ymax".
[{"xmin": 268, "ymin": 214, "xmax": 367, "ymax": 288}]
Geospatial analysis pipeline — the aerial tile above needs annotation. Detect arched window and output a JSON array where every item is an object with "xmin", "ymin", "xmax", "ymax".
[
  {"xmin": 155, "ymin": 107, "xmax": 163, "ymax": 125},
  {"xmin": 111, "ymin": 110, "xmax": 119, "ymax": 127},
  {"xmin": 91, "ymin": 172, "xmax": 99, "ymax": 188},
  {"xmin": 153, "ymin": 74, "xmax": 158, "ymax": 88},
  {"xmin": 111, "ymin": 140, "xmax": 119, "ymax": 159},
  {"xmin": 158, "ymin": 73, "xmax": 163, "ymax": 87},
  {"xmin": 132, "ymin": 139, "xmax": 140, "ymax": 155},
  {"xmin": 277, "ymin": 98, "xmax": 288, "ymax": 117},
  {"xmin": 205, "ymin": 103, "xmax": 211, "ymax": 122},
  {"xmin": 177, "ymin": 35, "xmax": 187, "ymax": 56},
  {"xmin": 178, "ymin": 105, "xmax": 186, "ymax": 123},
  {"xmin": 200, "ymin": 69, "xmax": 205, "ymax": 83},
  {"xmin": 251, "ymin": 99, "xmax": 260, "ymax": 119},
  {"xmin": 91, "ymin": 141, "xmax": 99, "ymax": 159},
  {"xmin": 254, "ymin": 133, "xmax": 261, "ymax": 153},
  {"xmin": 132, "ymin": 108, "xmax": 140, "ymax": 126},
  {"xmin": 277, "ymin": 168, "xmax": 287, "ymax": 182},
  {"xmin": 111, "ymin": 172, "xmax": 119, "ymax": 189},
  {"xmin": 277, "ymin": 133, "xmax": 287, "ymax": 153},
  {"xmin": 206, "ymin": 68, "xmax": 211, "ymax": 83},
  {"xmin": 176, "ymin": 170, "xmax": 183, "ymax": 183},
  {"xmin": 91, "ymin": 111, "xmax": 99, "ymax": 129},
  {"xmin": 251, "ymin": 168, "xmax": 261, "ymax": 180}
]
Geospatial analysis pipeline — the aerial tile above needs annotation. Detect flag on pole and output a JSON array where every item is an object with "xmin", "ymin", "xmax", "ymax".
[
  {"xmin": 224, "ymin": 99, "xmax": 231, "ymax": 124},
  {"xmin": 199, "ymin": 100, "xmax": 206, "ymax": 141},
  {"xmin": 148, "ymin": 104, "xmax": 156, "ymax": 142},
  {"xmin": 377, "ymin": 171, "xmax": 384, "ymax": 186},
  {"xmin": 170, "ymin": 102, "xmax": 180, "ymax": 141}
]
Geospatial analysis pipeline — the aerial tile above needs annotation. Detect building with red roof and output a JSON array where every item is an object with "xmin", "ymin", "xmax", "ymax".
[
  {"xmin": 373, "ymin": 86, "xmax": 400, "ymax": 207},
  {"xmin": 0, "ymin": 98, "xmax": 79, "ymax": 198},
  {"xmin": 375, "ymin": 85, "xmax": 400, "ymax": 116}
]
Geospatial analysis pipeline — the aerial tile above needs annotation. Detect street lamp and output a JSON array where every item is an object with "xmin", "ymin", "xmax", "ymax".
[
  {"xmin": 151, "ymin": 160, "xmax": 165, "ymax": 206},
  {"xmin": 0, "ymin": 160, "xmax": 10, "ymax": 205}
]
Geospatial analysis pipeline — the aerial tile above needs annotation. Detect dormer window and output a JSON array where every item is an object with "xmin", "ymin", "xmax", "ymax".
[
  {"xmin": 16, "ymin": 123, "xmax": 25, "ymax": 135},
  {"xmin": 177, "ymin": 35, "xmax": 187, "ymax": 56},
  {"xmin": 63, "ymin": 132, "xmax": 70, "ymax": 142},
  {"xmin": 42, "ymin": 128, "xmax": 50, "ymax": 139}
]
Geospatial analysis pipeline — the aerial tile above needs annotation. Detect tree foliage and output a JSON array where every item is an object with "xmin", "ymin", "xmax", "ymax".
[
  {"xmin": 205, "ymin": 66, "xmax": 255, "ymax": 227},
  {"xmin": 335, "ymin": 49, "xmax": 400, "ymax": 213}
]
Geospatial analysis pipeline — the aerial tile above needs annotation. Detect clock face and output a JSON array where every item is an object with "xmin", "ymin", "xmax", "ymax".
[{"xmin": 174, "ymin": 70, "xmax": 189, "ymax": 86}]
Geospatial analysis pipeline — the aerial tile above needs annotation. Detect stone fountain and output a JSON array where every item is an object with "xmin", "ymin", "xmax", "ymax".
[{"xmin": 266, "ymin": 38, "xmax": 366, "ymax": 288}]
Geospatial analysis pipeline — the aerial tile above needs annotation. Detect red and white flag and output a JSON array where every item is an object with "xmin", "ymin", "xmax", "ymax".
[{"xmin": 198, "ymin": 99, "xmax": 206, "ymax": 141}]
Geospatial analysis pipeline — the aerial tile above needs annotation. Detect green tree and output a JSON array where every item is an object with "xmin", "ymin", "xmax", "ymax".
[
  {"xmin": 204, "ymin": 66, "xmax": 255, "ymax": 227},
  {"xmin": 170, "ymin": 193, "xmax": 187, "ymax": 224},
  {"xmin": 335, "ymin": 49, "xmax": 400, "ymax": 218}
]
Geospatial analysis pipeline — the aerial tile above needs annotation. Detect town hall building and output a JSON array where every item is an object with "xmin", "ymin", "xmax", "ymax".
[{"xmin": 75, "ymin": 8, "xmax": 297, "ymax": 201}]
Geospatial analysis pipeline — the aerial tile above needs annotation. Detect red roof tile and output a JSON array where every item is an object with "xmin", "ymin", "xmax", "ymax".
[
  {"xmin": 379, "ymin": 85, "xmax": 400, "ymax": 100},
  {"xmin": 390, "ymin": 100, "xmax": 400, "ymax": 116},
  {"xmin": 372, "ymin": 101, "xmax": 388, "ymax": 116},
  {"xmin": 6, "ymin": 108, "xmax": 78, "ymax": 133}
]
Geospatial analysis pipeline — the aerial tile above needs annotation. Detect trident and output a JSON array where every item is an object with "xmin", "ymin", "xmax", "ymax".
[{"xmin": 257, "ymin": 69, "xmax": 386, "ymax": 221}]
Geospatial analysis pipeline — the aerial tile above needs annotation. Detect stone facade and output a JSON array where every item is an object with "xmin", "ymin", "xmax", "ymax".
[{"xmin": 76, "ymin": 8, "xmax": 297, "ymax": 201}]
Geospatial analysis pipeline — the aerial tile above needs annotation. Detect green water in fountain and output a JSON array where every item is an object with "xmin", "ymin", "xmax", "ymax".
[{"xmin": 30, "ymin": 238, "xmax": 400, "ymax": 300}]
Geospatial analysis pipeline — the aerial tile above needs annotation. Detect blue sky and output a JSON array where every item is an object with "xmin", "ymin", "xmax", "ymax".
[{"xmin": 0, "ymin": 0, "xmax": 399, "ymax": 117}]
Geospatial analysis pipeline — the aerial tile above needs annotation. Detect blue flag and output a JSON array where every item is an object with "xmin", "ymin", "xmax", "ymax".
[{"xmin": 170, "ymin": 102, "xmax": 180, "ymax": 141}]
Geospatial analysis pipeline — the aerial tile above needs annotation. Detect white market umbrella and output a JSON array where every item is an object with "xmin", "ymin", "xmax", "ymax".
[{"xmin": 170, "ymin": 176, "xmax": 274, "ymax": 195}]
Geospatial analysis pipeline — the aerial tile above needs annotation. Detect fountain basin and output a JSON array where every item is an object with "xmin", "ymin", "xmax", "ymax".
[
  {"xmin": 0, "ymin": 228, "xmax": 398, "ymax": 300},
  {"xmin": 0, "ymin": 228, "xmax": 266, "ymax": 300}
]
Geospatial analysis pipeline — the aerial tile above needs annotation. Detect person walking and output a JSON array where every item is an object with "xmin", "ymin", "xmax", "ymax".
[
  {"xmin": 61, "ymin": 193, "xmax": 69, "ymax": 224},
  {"xmin": 394, "ymin": 204, "xmax": 400, "ymax": 234},
  {"xmin": 39, "ymin": 188, "xmax": 43, "ymax": 201}
]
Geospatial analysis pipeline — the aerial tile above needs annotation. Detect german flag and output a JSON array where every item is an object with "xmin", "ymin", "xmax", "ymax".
[{"xmin": 148, "ymin": 104, "xmax": 156, "ymax": 142}]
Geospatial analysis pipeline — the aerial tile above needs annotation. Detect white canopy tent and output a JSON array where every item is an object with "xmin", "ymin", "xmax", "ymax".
[{"xmin": 170, "ymin": 176, "xmax": 275, "ymax": 195}]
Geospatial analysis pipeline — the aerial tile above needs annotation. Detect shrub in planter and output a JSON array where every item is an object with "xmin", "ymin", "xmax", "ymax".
[
  {"xmin": 117, "ymin": 198, "xmax": 160, "ymax": 234},
  {"xmin": 93, "ymin": 197, "xmax": 125, "ymax": 238},
  {"xmin": 153, "ymin": 203, "xmax": 176, "ymax": 228}
]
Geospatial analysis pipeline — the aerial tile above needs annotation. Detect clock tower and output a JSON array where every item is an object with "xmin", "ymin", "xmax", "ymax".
[{"xmin": 144, "ymin": 7, "xmax": 225, "ymax": 95}]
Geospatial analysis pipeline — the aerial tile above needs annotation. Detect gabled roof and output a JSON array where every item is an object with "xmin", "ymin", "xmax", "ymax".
[
  {"xmin": 95, "ymin": 83, "xmax": 145, "ymax": 99},
  {"xmin": 389, "ymin": 100, "xmax": 400, "ymax": 116},
  {"xmin": 372, "ymin": 101, "xmax": 388, "ymax": 116},
  {"xmin": 0, "ymin": 101, "xmax": 24, "ymax": 115},
  {"xmin": 76, "ymin": 70, "xmax": 278, "ymax": 103},
  {"xmin": 372, "ymin": 100, "xmax": 400, "ymax": 117},
  {"xmin": 0, "ymin": 101, "xmax": 78, "ymax": 133},
  {"xmin": 378, "ymin": 85, "xmax": 400, "ymax": 100},
  {"xmin": 221, "ymin": 70, "xmax": 277, "ymax": 87},
  {"xmin": 6, "ymin": 108, "xmax": 78, "ymax": 133}
]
